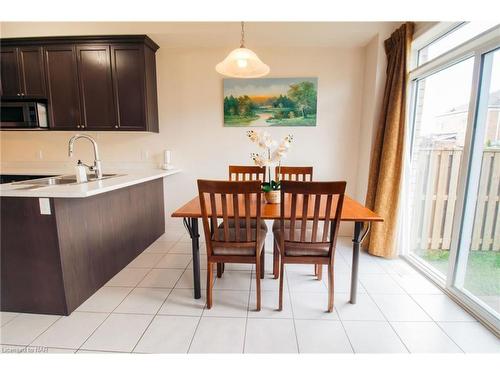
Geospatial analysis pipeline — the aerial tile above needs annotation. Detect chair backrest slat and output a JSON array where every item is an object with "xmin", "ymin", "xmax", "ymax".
[
  {"xmin": 233, "ymin": 193, "xmax": 240, "ymax": 241},
  {"xmin": 244, "ymin": 193, "xmax": 251, "ymax": 242},
  {"xmin": 221, "ymin": 193, "xmax": 229, "ymax": 241},
  {"xmin": 209, "ymin": 193, "xmax": 218, "ymax": 241},
  {"xmin": 322, "ymin": 194, "xmax": 333, "ymax": 242},
  {"xmin": 300, "ymin": 194, "xmax": 309, "ymax": 242},
  {"xmin": 311, "ymin": 194, "xmax": 321, "ymax": 242},
  {"xmin": 289, "ymin": 193, "xmax": 297, "ymax": 241},
  {"xmin": 229, "ymin": 165, "xmax": 266, "ymax": 183}
]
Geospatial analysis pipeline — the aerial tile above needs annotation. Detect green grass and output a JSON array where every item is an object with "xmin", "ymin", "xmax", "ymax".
[
  {"xmin": 421, "ymin": 250, "xmax": 500, "ymax": 296},
  {"xmin": 267, "ymin": 116, "xmax": 317, "ymax": 126},
  {"xmin": 223, "ymin": 115, "xmax": 259, "ymax": 125}
]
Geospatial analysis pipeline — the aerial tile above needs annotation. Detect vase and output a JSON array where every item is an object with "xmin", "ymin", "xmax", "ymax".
[{"xmin": 264, "ymin": 190, "xmax": 280, "ymax": 204}]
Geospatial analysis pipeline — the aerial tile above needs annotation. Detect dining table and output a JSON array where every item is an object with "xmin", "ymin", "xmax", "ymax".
[{"xmin": 171, "ymin": 194, "xmax": 383, "ymax": 304}]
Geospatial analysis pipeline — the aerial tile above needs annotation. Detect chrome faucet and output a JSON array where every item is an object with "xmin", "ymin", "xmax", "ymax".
[{"xmin": 68, "ymin": 134, "xmax": 103, "ymax": 179}]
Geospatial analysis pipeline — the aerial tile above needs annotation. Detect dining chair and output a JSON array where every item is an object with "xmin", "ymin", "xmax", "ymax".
[
  {"xmin": 274, "ymin": 180, "xmax": 346, "ymax": 312},
  {"xmin": 198, "ymin": 179, "xmax": 267, "ymax": 311},
  {"xmin": 272, "ymin": 166, "xmax": 314, "ymax": 279},
  {"xmin": 227, "ymin": 165, "xmax": 267, "ymax": 279}
]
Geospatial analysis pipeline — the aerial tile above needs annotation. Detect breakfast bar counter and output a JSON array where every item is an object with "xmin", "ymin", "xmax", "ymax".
[{"xmin": 0, "ymin": 169, "xmax": 180, "ymax": 315}]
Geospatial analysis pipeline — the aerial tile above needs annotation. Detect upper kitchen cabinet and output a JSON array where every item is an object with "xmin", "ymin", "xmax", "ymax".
[
  {"xmin": 112, "ymin": 45, "xmax": 147, "ymax": 130},
  {"xmin": 44, "ymin": 45, "xmax": 82, "ymax": 130},
  {"xmin": 0, "ymin": 35, "xmax": 160, "ymax": 132},
  {"xmin": 77, "ymin": 45, "xmax": 117, "ymax": 130},
  {"xmin": 0, "ymin": 46, "xmax": 46, "ymax": 98}
]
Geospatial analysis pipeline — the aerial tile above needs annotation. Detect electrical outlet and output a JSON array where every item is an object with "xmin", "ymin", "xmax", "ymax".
[
  {"xmin": 141, "ymin": 150, "xmax": 150, "ymax": 161},
  {"xmin": 37, "ymin": 150, "xmax": 43, "ymax": 160}
]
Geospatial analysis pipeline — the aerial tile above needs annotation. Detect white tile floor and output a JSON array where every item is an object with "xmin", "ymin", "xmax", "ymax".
[{"xmin": 1, "ymin": 228, "xmax": 499, "ymax": 354}]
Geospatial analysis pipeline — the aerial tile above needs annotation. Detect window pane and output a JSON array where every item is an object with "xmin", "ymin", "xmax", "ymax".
[
  {"xmin": 418, "ymin": 22, "xmax": 499, "ymax": 66},
  {"xmin": 409, "ymin": 58, "xmax": 474, "ymax": 277},
  {"xmin": 462, "ymin": 48, "xmax": 500, "ymax": 315}
]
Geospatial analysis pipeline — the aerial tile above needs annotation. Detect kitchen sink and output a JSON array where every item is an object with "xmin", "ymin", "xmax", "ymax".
[{"xmin": 12, "ymin": 173, "xmax": 124, "ymax": 186}]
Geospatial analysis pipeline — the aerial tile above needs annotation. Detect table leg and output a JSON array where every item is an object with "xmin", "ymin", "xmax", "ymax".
[
  {"xmin": 183, "ymin": 217, "xmax": 201, "ymax": 299},
  {"xmin": 350, "ymin": 221, "xmax": 371, "ymax": 304}
]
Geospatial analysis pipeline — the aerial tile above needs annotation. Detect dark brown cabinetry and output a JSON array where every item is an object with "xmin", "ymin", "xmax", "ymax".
[
  {"xmin": 77, "ymin": 45, "xmax": 117, "ymax": 130},
  {"xmin": 1, "ymin": 35, "xmax": 159, "ymax": 132},
  {"xmin": 0, "ymin": 46, "xmax": 45, "ymax": 98},
  {"xmin": 0, "ymin": 47, "xmax": 21, "ymax": 97},
  {"xmin": 44, "ymin": 45, "xmax": 82, "ymax": 130},
  {"xmin": 111, "ymin": 45, "xmax": 147, "ymax": 131}
]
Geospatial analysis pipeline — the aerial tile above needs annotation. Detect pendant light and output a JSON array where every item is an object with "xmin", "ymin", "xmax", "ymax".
[{"xmin": 215, "ymin": 22, "xmax": 270, "ymax": 78}]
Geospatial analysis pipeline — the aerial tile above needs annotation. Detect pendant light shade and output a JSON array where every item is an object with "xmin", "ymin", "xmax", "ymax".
[{"xmin": 215, "ymin": 22, "xmax": 270, "ymax": 78}]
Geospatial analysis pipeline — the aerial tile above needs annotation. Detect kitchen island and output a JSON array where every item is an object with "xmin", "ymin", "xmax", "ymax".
[{"xmin": 0, "ymin": 169, "xmax": 180, "ymax": 315}]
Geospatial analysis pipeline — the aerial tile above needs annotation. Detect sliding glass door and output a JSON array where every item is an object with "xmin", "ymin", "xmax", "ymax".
[
  {"xmin": 450, "ymin": 47, "xmax": 500, "ymax": 317},
  {"xmin": 408, "ymin": 58, "xmax": 474, "ymax": 279},
  {"xmin": 406, "ymin": 23, "xmax": 500, "ymax": 332}
]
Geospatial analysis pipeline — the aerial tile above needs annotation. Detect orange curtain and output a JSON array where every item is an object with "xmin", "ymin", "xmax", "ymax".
[{"xmin": 365, "ymin": 22, "xmax": 414, "ymax": 258}]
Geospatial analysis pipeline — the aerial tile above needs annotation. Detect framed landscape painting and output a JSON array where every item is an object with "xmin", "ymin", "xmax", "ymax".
[{"xmin": 223, "ymin": 77, "xmax": 318, "ymax": 127}]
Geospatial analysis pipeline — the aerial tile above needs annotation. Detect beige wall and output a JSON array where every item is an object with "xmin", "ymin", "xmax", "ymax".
[{"xmin": 0, "ymin": 23, "xmax": 396, "ymax": 230}]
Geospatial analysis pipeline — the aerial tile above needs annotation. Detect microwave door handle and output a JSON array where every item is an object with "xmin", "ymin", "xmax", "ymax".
[{"xmin": 22, "ymin": 103, "xmax": 31, "ymax": 127}]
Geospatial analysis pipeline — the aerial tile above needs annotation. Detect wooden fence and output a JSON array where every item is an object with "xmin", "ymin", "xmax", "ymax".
[{"xmin": 411, "ymin": 148, "xmax": 500, "ymax": 252}]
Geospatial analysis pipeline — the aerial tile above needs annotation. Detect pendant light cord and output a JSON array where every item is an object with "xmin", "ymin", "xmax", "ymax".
[{"xmin": 240, "ymin": 21, "xmax": 245, "ymax": 48}]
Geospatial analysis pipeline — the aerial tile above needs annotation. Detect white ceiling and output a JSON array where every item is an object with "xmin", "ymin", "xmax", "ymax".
[{"xmin": 0, "ymin": 22, "xmax": 400, "ymax": 48}]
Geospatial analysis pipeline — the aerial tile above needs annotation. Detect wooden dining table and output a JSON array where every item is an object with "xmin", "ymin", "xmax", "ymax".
[{"xmin": 171, "ymin": 194, "xmax": 383, "ymax": 304}]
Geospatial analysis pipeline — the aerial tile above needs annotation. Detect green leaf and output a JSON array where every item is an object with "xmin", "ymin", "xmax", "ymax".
[{"xmin": 261, "ymin": 182, "xmax": 272, "ymax": 193}]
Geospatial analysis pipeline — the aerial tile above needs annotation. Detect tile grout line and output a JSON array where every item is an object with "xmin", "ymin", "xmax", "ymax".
[
  {"xmin": 332, "ymin": 261, "xmax": 357, "ymax": 353},
  {"xmin": 75, "ymin": 260, "xmax": 156, "ymax": 353},
  {"xmin": 22, "ymin": 315, "xmax": 63, "ymax": 348},
  {"xmin": 359, "ymin": 276, "xmax": 411, "ymax": 353},
  {"xmin": 136, "ymin": 243, "xmax": 200, "ymax": 354},
  {"xmin": 286, "ymin": 264, "xmax": 301, "ymax": 354},
  {"xmin": 389, "ymin": 274, "xmax": 467, "ymax": 353},
  {"xmin": 364, "ymin": 271, "xmax": 467, "ymax": 353},
  {"xmin": 385, "ymin": 270, "xmax": 468, "ymax": 352},
  {"xmin": 241, "ymin": 268, "xmax": 253, "ymax": 354}
]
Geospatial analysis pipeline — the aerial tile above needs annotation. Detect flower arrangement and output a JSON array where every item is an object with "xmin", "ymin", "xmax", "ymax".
[{"xmin": 247, "ymin": 130, "xmax": 293, "ymax": 202}]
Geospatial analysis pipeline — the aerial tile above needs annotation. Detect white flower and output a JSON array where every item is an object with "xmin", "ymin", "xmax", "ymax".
[
  {"xmin": 248, "ymin": 132, "xmax": 294, "ymax": 169},
  {"xmin": 251, "ymin": 153, "xmax": 268, "ymax": 167},
  {"xmin": 247, "ymin": 130, "xmax": 260, "ymax": 143}
]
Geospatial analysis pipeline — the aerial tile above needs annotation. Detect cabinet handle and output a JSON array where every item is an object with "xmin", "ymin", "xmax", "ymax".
[
  {"xmin": 17, "ymin": 93, "xmax": 21, "ymax": 96},
  {"xmin": 114, "ymin": 125, "xmax": 119, "ymax": 129},
  {"xmin": 77, "ymin": 125, "xmax": 81, "ymax": 129},
  {"xmin": 21, "ymin": 93, "xmax": 24, "ymax": 96}
]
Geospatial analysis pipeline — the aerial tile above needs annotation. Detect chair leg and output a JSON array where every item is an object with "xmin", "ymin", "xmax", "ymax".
[
  {"xmin": 317, "ymin": 264, "xmax": 323, "ymax": 281},
  {"xmin": 273, "ymin": 241, "xmax": 280, "ymax": 279},
  {"xmin": 314, "ymin": 264, "xmax": 318, "ymax": 276},
  {"xmin": 260, "ymin": 247, "xmax": 265, "ymax": 279},
  {"xmin": 327, "ymin": 262, "xmax": 334, "ymax": 312},
  {"xmin": 278, "ymin": 261, "xmax": 285, "ymax": 311},
  {"xmin": 255, "ymin": 254, "xmax": 261, "ymax": 311},
  {"xmin": 217, "ymin": 263, "xmax": 223, "ymax": 278},
  {"xmin": 207, "ymin": 261, "xmax": 213, "ymax": 309}
]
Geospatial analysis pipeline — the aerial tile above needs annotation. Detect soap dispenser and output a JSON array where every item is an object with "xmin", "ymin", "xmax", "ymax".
[{"xmin": 75, "ymin": 160, "xmax": 88, "ymax": 183}]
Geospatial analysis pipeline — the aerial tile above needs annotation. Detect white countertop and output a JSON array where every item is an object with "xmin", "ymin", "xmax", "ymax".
[{"xmin": 0, "ymin": 168, "xmax": 181, "ymax": 198}]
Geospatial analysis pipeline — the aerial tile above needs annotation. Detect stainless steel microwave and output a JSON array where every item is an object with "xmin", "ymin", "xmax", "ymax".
[{"xmin": 0, "ymin": 101, "xmax": 48, "ymax": 129}]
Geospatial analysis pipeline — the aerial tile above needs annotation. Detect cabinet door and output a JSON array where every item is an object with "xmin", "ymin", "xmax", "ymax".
[
  {"xmin": 44, "ymin": 45, "xmax": 81, "ymax": 130},
  {"xmin": 0, "ymin": 47, "xmax": 22, "ymax": 98},
  {"xmin": 111, "ymin": 45, "xmax": 147, "ymax": 130},
  {"xmin": 18, "ymin": 46, "xmax": 46, "ymax": 98},
  {"xmin": 76, "ymin": 45, "xmax": 117, "ymax": 130}
]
